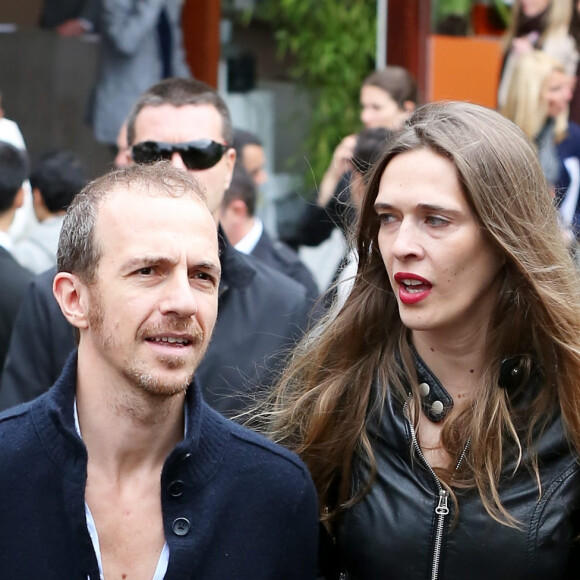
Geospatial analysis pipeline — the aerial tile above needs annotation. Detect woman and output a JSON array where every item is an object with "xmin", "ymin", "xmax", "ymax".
[
  {"xmin": 501, "ymin": 50, "xmax": 580, "ymax": 246},
  {"xmin": 497, "ymin": 0, "xmax": 577, "ymax": 108},
  {"xmin": 265, "ymin": 101, "xmax": 580, "ymax": 578},
  {"xmin": 502, "ymin": 50, "xmax": 572, "ymax": 188},
  {"xmin": 282, "ymin": 67, "xmax": 417, "ymax": 292}
]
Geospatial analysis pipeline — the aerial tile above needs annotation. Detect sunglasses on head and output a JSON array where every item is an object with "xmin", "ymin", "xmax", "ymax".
[{"xmin": 131, "ymin": 139, "xmax": 229, "ymax": 170}]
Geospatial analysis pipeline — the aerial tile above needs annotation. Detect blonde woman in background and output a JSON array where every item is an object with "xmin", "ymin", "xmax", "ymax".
[
  {"xmin": 501, "ymin": 50, "xmax": 580, "ymax": 247},
  {"xmin": 498, "ymin": 0, "xmax": 577, "ymax": 108}
]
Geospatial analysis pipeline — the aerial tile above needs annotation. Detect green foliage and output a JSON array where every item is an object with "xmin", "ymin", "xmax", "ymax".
[{"xmin": 259, "ymin": 0, "xmax": 376, "ymax": 187}]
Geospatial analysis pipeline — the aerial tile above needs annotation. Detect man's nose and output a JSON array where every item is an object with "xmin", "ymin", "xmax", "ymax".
[
  {"xmin": 159, "ymin": 271, "xmax": 198, "ymax": 318},
  {"xmin": 170, "ymin": 151, "xmax": 187, "ymax": 171}
]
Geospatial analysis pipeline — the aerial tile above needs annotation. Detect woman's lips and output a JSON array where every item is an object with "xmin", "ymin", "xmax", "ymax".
[{"xmin": 394, "ymin": 272, "xmax": 432, "ymax": 305}]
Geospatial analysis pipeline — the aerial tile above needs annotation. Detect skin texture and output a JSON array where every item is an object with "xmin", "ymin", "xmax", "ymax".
[
  {"xmin": 133, "ymin": 104, "xmax": 236, "ymax": 216},
  {"xmin": 375, "ymin": 149, "xmax": 503, "ymax": 344}
]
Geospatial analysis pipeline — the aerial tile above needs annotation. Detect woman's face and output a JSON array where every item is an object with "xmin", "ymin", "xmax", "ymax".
[
  {"xmin": 375, "ymin": 149, "xmax": 503, "ymax": 341},
  {"xmin": 360, "ymin": 86, "xmax": 408, "ymax": 130},
  {"xmin": 520, "ymin": 0, "xmax": 550, "ymax": 18},
  {"xmin": 543, "ymin": 70, "xmax": 573, "ymax": 118}
]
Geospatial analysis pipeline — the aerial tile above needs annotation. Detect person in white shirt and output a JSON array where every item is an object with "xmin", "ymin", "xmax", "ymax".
[{"xmin": 13, "ymin": 150, "xmax": 87, "ymax": 274}]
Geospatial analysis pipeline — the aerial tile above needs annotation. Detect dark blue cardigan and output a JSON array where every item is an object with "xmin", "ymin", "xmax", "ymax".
[{"xmin": 0, "ymin": 354, "xmax": 319, "ymax": 579}]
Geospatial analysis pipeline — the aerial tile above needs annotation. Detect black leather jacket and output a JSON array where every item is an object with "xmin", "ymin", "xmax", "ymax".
[{"xmin": 325, "ymin": 357, "xmax": 580, "ymax": 580}]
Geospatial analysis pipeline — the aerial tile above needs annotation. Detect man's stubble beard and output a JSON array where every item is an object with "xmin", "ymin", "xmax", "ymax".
[{"xmin": 87, "ymin": 285, "xmax": 207, "ymax": 398}]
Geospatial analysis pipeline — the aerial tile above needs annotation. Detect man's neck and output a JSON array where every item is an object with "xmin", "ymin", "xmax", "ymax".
[{"xmin": 75, "ymin": 357, "xmax": 186, "ymax": 478}]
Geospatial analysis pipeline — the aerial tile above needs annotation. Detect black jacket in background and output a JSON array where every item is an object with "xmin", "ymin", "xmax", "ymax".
[
  {"xmin": 251, "ymin": 228, "xmax": 319, "ymax": 301},
  {"xmin": 0, "ymin": 247, "xmax": 33, "ymax": 375}
]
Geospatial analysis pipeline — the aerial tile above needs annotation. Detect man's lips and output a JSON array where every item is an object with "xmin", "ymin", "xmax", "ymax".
[{"xmin": 393, "ymin": 272, "xmax": 432, "ymax": 305}]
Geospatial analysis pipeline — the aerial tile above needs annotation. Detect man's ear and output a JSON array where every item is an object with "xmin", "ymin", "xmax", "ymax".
[
  {"xmin": 403, "ymin": 100, "xmax": 416, "ymax": 114},
  {"xmin": 12, "ymin": 187, "xmax": 25, "ymax": 210},
  {"xmin": 228, "ymin": 198, "xmax": 249, "ymax": 219},
  {"xmin": 223, "ymin": 148, "xmax": 237, "ymax": 191},
  {"xmin": 53, "ymin": 272, "xmax": 90, "ymax": 329}
]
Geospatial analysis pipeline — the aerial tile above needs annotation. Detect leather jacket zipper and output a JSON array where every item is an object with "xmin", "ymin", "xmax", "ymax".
[{"xmin": 404, "ymin": 402, "xmax": 470, "ymax": 580}]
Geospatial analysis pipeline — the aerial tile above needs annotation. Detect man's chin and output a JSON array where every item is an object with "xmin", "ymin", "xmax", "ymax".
[{"xmin": 123, "ymin": 365, "xmax": 195, "ymax": 398}]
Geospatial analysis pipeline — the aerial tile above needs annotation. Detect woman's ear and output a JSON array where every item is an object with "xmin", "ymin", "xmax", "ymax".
[{"xmin": 53, "ymin": 272, "xmax": 89, "ymax": 329}]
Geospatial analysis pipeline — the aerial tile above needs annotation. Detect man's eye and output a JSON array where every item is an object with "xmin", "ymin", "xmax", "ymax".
[
  {"xmin": 138, "ymin": 267, "xmax": 154, "ymax": 275},
  {"xmin": 191, "ymin": 271, "xmax": 216, "ymax": 285}
]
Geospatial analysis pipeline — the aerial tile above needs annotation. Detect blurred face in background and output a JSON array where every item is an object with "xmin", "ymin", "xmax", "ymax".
[
  {"xmin": 360, "ymin": 86, "xmax": 409, "ymax": 130},
  {"xmin": 543, "ymin": 69, "xmax": 573, "ymax": 117},
  {"xmin": 519, "ymin": 0, "xmax": 551, "ymax": 18}
]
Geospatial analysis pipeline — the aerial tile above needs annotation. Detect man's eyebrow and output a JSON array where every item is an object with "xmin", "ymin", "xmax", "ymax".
[
  {"xmin": 121, "ymin": 256, "xmax": 175, "ymax": 271},
  {"xmin": 191, "ymin": 260, "xmax": 221, "ymax": 277},
  {"xmin": 121, "ymin": 256, "xmax": 221, "ymax": 276}
]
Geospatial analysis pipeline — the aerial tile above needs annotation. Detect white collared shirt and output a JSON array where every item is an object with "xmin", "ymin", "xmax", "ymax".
[
  {"xmin": 0, "ymin": 229, "xmax": 13, "ymax": 253},
  {"xmin": 234, "ymin": 217, "xmax": 263, "ymax": 255},
  {"xmin": 74, "ymin": 402, "xmax": 171, "ymax": 580}
]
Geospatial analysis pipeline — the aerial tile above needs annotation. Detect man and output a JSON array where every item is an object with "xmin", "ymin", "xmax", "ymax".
[
  {"xmin": 0, "ymin": 142, "xmax": 32, "ymax": 373},
  {"xmin": 1, "ymin": 78, "xmax": 311, "ymax": 417},
  {"xmin": 91, "ymin": 0, "xmax": 191, "ymax": 147},
  {"xmin": 0, "ymin": 163, "xmax": 318, "ymax": 578},
  {"xmin": 13, "ymin": 149, "xmax": 87, "ymax": 274},
  {"xmin": 232, "ymin": 128, "xmax": 268, "ymax": 187},
  {"xmin": 219, "ymin": 162, "xmax": 319, "ymax": 300}
]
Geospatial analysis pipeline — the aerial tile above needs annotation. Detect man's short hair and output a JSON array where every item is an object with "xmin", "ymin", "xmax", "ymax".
[
  {"xmin": 0, "ymin": 142, "xmax": 28, "ymax": 213},
  {"xmin": 126, "ymin": 77, "xmax": 234, "ymax": 147},
  {"xmin": 30, "ymin": 150, "xmax": 87, "ymax": 213},
  {"xmin": 232, "ymin": 129, "xmax": 263, "ymax": 159},
  {"xmin": 222, "ymin": 163, "xmax": 257, "ymax": 217},
  {"xmin": 57, "ymin": 162, "xmax": 207, "ymax": 284},
  {"xmin": 362, "ymin": 66, "xmax": 418, "ymax": 109}
]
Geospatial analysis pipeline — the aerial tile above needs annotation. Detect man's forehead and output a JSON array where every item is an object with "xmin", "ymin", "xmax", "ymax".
[{"xmin": 135, "ymin": 103, "xmax": 224, "ymax": 142}]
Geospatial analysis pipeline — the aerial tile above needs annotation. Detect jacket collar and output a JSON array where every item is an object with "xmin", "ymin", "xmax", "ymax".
[
  {"xmin": 30, "ymin": 351, "xmax": 230, "ymax": 489},
  {"xmin": 218, "ymin": 225, "xmax": 256, "ymax": 295}
]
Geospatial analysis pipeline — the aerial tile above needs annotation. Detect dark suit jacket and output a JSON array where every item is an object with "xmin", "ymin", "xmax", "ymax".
[
  {"xmin": 0, "ymin": 247, "xmax": 33, "ymax": 374},
  {"xmin": 251, "ymin": 229, "xmax": 319, "ymax": 302},
  {"xmin": 0, "ymin": 233, "xmax": 312, "ymax": 417}
]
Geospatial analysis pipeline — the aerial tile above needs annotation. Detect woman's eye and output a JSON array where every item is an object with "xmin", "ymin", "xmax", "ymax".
[
  {"xmin": 378, "ymin": 213, "xmax": 396, "ymax": 224},
  {"xmin": 425, "ymin": 215, "xmax": 448, "ymax": 227}
]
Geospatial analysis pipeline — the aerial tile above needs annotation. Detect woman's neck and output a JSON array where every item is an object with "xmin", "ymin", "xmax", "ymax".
[{"xmin": 411, "ymin": 329, "xmax": 488, "ymax": 401}]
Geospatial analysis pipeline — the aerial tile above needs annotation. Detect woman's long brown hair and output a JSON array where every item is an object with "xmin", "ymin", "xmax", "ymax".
[{"xmin": 262, "ymin": 101, "xmax": 580, "ymax": 527}]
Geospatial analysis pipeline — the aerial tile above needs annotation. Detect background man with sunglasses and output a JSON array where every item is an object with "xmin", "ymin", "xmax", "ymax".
[
  {"xmin": 126, "ymin": 78, "xmax": 314, "ymax": 416},
  {"xmin": 0, "ymin": 78, "xmax": 314, "ymax": 418}
]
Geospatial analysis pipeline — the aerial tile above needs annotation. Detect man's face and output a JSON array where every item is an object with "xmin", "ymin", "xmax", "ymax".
[
  {"xmin": 81, "ymin": 187, "xmax": 220, "ymax": 398},
  {"xmin": 241, "ymin": 144, "xmax": 267, "ymax": 187},
  {"xmin": 132, "ymin": 104, "xmax": 236, "ymax": 215}
]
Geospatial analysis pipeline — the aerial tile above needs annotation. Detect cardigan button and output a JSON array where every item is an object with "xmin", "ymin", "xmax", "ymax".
[
  {"xmin": 172, "ymin": 517, "xmax": 191, "ymax": 536},
  {"xmin": 168, "ymin": 480, "xmax": 184, "ymax": 498}
]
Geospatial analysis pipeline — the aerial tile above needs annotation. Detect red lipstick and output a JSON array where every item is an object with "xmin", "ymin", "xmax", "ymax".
[{"xmin": 394, "ymin": 272, "xmax": 432, "ymax": 305}]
